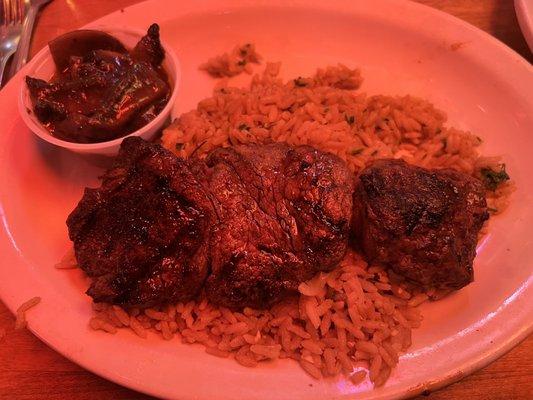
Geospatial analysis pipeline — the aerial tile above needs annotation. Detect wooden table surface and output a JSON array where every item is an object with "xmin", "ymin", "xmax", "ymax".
[{"xmin": 0, "ymin": 0, "xmax": 531, "ymax": 399}]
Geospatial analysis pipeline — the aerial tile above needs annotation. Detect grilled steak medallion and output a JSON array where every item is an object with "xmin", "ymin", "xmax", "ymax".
[
  {"xmin": 68, "ymin": 139, "xmax": 488, "ymax": 309},
  {"xmin": 67, "ymin": 138, "xmax": 213, "ymax": 306},
  {"xmin": 67, "ymin": 138, "xmax": 354, "ymax": 308},
  {"xmin": 204, "ymin": 143, "xmax": 354, "ymax": 308},
  {"xmin": 352, "ymin": 159, "xmax": 488, "ymax": 290}
]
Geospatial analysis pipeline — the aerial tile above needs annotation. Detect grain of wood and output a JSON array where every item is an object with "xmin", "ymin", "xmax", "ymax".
[
  {"xmin": 1, "ymin": 0, "xmax": 532, "ymax": 399},
  {"xmin": 412, "ymin": 0, "xmax": 532, "ymax": 62}
]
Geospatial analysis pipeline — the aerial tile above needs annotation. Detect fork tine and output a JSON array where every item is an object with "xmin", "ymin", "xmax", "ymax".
[
  {"xmin": 8, "ymin": 0, "xmax": 14, "ymax": 23},
  {"xmin": 11, "ymin": 0, "xmax": 21, "ymax": 23},
  {"xmin": 2, "ymin": 0, "xmax": 9, "ymax": 24},
  {"xmin": 7, "ymin": 0, "xmax": 12, "ymax": 24},
  {"xmin": 13, "ymin": 0, "xmax": 19, "ymax": 22},
  {"xmin": 16, "ymin": 0, "xmax": 24, "ymax": 23},
  {"xmin": 11, "ymin": 0, "xmax": 18, "ymax": 23},
  {"xmin": 10, "ymin": 0, "xmax": 16, "ymax": 23},
  {"xmin": 9, "ymin": 0, "xmax": 15, "ymax": 24}
]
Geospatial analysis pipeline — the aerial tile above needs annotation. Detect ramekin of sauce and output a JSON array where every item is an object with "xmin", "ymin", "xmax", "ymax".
[{"xmin": 19, "ymin": 24, "xmax": 179, "ymax": 155}]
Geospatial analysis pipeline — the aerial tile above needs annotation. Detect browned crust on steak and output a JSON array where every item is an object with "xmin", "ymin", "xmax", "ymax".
[{"xmin": 352, "ymin": 159, "xmax": 488, "ymax": 290}]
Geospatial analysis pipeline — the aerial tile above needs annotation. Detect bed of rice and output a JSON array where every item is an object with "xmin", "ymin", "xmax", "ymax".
[
  {"xmin": 89, "ymin": 251, "xmax": 435, "ymax": 386},
  {"xmin": 85, "ymin": 61, "xmax": 513, "ymax": 386},
  {"xmin": 162, "ymin": 62, "xmax": 512, "ymax": 213}
]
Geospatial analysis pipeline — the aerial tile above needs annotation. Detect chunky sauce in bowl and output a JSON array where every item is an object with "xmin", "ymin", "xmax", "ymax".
[{"xmin": 25, "ymin": 24, "xmax": 170, "ymax": 144}]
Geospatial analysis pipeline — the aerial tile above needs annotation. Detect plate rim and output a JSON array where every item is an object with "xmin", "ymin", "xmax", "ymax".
[{"xmin": 515, "ymin": 0, "xmax": 533, "ymax": 52}]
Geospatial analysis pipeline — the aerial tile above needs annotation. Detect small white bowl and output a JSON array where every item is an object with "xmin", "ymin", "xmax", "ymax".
[{"xmin": 19, "ymin": 26, "xmax": 180, "ymax": 156}]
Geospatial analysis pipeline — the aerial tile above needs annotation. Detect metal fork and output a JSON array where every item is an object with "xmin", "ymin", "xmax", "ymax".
[
  {"xmin": 10, "ymin": 0, "xmax": 52, "ymax": 76},
  {"xmin": 0, "ymin": 0, "xmax": 24, "ymax": 86}
]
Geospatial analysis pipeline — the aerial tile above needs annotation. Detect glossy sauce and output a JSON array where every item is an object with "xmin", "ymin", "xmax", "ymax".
[{"xmin": 25, "ymin": 24, "xmax": 170, "ymax": 144}]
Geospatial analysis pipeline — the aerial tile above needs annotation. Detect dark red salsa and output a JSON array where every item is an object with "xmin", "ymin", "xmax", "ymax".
[{"xmin": 25, "ymin": 24, "xmax": 171, "ymax": 144}]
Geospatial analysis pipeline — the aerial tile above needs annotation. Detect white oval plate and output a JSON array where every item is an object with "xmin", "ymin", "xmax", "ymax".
[{"xmin": 0, "ymin": 1, "xmax": 532, "ymax": 399}]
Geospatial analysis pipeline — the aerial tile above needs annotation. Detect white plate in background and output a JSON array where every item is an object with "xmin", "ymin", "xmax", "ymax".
[
  {"xmin": 515, "ymin": 0, "xmax": 533, "ymax": 51},
  {"xmin": 0, "ymin": 1, "xmax": 532, "ymax": 399}
]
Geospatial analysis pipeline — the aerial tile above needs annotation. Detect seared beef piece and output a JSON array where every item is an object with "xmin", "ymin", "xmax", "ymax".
[
  {"xmin": 203, "ymin": 144, "xmax": 354, "ymax": 308},
  {"xmin": 352, "ymin": 159, "xmax": 488, "ymax": 290},
  {"xmin": 67, "ymin": 139, "xmax": 354, "ymax": 309},
  {"xmin": 131, "ymin": 23, "xmax": 165, "ymax": 67},
  {"xmin": 67, "ymin": 137, "xmax": 213, "ymax": 307}
]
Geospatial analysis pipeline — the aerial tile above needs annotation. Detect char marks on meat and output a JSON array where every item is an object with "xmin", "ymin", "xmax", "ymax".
[
  {"xmin": 204, "ymin": 144, "xmax": 354, "ymax": 308},
  {"xmin": 352, "ymin": 159, "xmax": 488, "ymax": 290},
  {"xmin": 67, "ymin": 138, "xmax": 354, "ymax": 308},
  {"xmin": 68, "ymin": 141, "xmax": 489, "ymax": 309},
  {"xmin": 67, "ymin": 138, "xmax": 213, "ymax": 307}
]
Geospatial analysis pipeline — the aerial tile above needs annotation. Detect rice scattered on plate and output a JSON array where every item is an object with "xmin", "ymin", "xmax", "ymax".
[
  {"xmin": 92, "ymin": 251, "xmax": 435, "ymax": 386},
  {"xmin": 163, "ymin": 61, "xmax": 512, "ymax": 213},
  {"xmin": 87, "ymin": 59, "xmax": 513, "ymax": 386},
  {"xmin": 15, "ymin": 296, "xmax": 41, "ymax": 330},
  {"xmin": 200, "ymin": 43, "xmax": 262, "ymax": 78}
]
